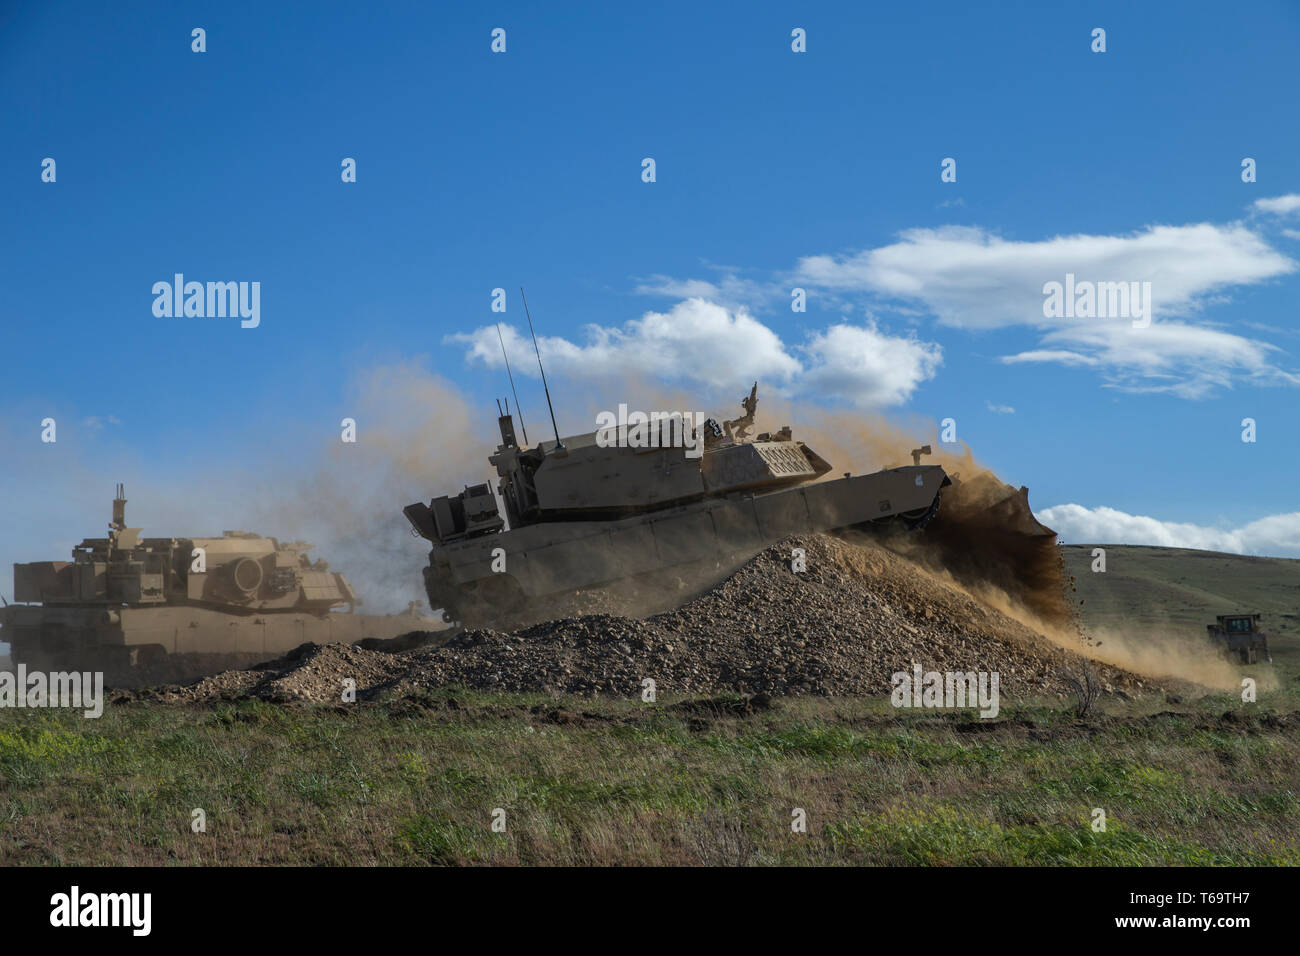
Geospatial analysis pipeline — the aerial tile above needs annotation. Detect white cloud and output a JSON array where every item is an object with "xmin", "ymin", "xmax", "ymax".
[
  {"xmin": 632, "ymin": 276, "xmax": 727, "ymax": 299},
  {"xmin": 451, "ymin": 299, "xmax": 800, "ymax": 391},
  {"xmin": 796, "ymin": 224, "xmax": 1294, "ymax": 329},
  {"xmin": 1001, "ymin": 349, "xmax": 1100, "ymax": 368},
  {"xmin": 1003, "ymin": 320, "xmax": 1300, "ymax": 397},
  {"xmin": 794, "ymin": 223, "xmax": 1296, "ymax": 395},
  {"xmin": 801, "ymin": 323, "xmax": 942, "ymax": 407},
  {"xmin": 1253, "ymin": 194, "xmax": 1300, "ymax": 216},
  {"xmin": 449, "ymin": 299, "xmax": 941, "ymax": 407},
  {"xmin": 1039, "ymin": 503, "xmax": 1300, "ymax": 558}
]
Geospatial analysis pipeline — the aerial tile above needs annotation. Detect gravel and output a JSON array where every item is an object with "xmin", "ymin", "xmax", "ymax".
[{"xmin": 142, "ymin": 533, "xmax": 1148, "ymax": 706}]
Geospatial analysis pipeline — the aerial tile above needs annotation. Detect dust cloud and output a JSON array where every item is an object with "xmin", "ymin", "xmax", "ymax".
[{"xmin": 239, "ymin": 361, "xmax": 495, "ymax": 615}]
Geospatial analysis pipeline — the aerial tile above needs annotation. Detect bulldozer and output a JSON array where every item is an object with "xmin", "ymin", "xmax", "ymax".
[
  {"xmin": 404, "ymin": 384, "xmax": 1061, "ymax": 628},
  {"xmin": 1206, "ymin": 613, "xmax": 1273, "ymax": 664},
  {"xmin": 0, "ymin": 484, "xmax": 441, "ymax": 681}
]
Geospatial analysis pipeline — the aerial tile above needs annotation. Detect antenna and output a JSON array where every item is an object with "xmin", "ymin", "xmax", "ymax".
[
  {"xmin": 111, "ymin": 482, "xmax": 127, "ymax": 532},
  {"xmin": 520, "ymin": 287, "xmax": 563, "ymax": 451},
  {"xmin": 495, "ymin": 322, "xmax": 529, "ymax": 446}
]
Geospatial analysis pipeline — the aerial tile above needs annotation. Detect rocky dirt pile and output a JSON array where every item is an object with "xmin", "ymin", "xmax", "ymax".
[{"xmin": 143, "ymin": 533, "xmax": 1149, "ymax": 705}]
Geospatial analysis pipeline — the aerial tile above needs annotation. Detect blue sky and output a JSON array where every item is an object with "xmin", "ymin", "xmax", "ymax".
[{"xmin": 3, "ymin": 0, "xmax": 1300, "ymax": 621}]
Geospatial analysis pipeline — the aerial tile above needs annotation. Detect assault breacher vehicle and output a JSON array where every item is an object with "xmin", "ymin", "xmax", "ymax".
[
  {"xmin": 0, "ymin": 485, "xmax": 439, "ymax": 677},
  {"xmin": 405, "ymin": 384, "xmax": 953, "ymax": 626},
  {"xmin": 1206, "ymin": 613, "xmax": 1273, "ymax": 664}
]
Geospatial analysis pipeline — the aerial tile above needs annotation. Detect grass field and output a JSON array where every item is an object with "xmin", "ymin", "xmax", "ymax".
[
  {"xmin": 1, "ymin": 688, "xmax": 1297, "ymax": 866},
  {"xmin": 1, "ymin": 544, "xmax": 1297, "ymax": 866}
]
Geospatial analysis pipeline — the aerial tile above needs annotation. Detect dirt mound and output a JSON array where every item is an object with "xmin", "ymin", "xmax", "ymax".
[{"xmin": 145, "ymin": 533, "xmax": 1150, "ymax": 705}]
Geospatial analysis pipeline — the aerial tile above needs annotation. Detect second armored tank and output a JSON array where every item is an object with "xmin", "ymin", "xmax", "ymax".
[{"xmin": 1, "ymin": 485, "xmax": 441, "ymax": 680}]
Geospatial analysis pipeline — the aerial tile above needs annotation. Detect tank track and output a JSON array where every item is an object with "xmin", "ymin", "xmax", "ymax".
[{"xmin": 901, "ymin": 491, "xmax": 943, "ymax": 530}]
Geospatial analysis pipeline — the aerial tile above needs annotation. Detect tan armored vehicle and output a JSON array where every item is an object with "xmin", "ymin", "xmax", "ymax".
[
  {"xmin": 0, "ymin": 485, "xmax": 440, "ymax": 679},
  {"xmin": 1206, "ymin": 613, "xmax": 1272, "ymax": 664},
  {"xmin": 405, "ymin": 385, "xmax": 954, "ymax": 626}
]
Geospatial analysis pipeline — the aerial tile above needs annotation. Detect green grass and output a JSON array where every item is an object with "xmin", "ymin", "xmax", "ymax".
[{"xmin": 2, "ymin": 688, "xmax": 1297, "ymax": 865}]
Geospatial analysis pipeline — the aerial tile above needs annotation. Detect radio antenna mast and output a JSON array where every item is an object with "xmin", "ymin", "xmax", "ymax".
[
  {"xmin": 520, "ymin": 287, "xmax": 563, "ymax": 451},
  {"xmin": 495, "ymin": 322, "xmax": 529, "ymax": 446}
]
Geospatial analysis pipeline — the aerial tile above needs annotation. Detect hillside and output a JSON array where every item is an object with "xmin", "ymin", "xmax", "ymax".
[{"xmin": 1062, "ymin": 544, "xmax": 1300, "ymax": 666}]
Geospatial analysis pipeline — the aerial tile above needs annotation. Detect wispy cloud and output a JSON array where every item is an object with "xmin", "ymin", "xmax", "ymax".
[
  {"xmin": 1253, "ymin": 194, "xmax": 1300, "ymax": 216},
  {"xmin": 795, "ymin": 223, "xmax": 1293, "ymax": 329},
  {"xmin": 631, "ymin": 272, "xmax": 780, "ymax": 311},
  {"xmin": 81, "ymin": 415, "xmax": 123, "ymax": 431},
  {"xmin": 1002, "ymin": 320, "xmax": 1300, "ymax": 398}
]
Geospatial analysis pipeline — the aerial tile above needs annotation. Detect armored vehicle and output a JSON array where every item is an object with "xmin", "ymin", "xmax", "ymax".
[
  {"xmin": 405, "ymin": 385, "xmax": 955, "ymax": 626},
  {"xmin": 1206, "ymin": 613, "xmax": 1272, "ymax": 664},
  {"xmin": 0, "ymin": 485, "xmax": 440, "ymax": 678}
]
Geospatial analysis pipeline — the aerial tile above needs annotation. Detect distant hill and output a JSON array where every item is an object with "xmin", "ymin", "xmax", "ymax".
[{"xmin": 1061, "ymin": 544, "xmax": 1300, "ymax": 665}]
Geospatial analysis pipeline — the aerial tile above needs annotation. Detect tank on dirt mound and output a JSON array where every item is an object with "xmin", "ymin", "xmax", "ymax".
[
  {"xmin": 404, "ymin": 384, "xmax": 957, "ymax": 627},
  {"xmin": 0, "ymin": 485, "xmax": 441, "ymax": 679}
]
